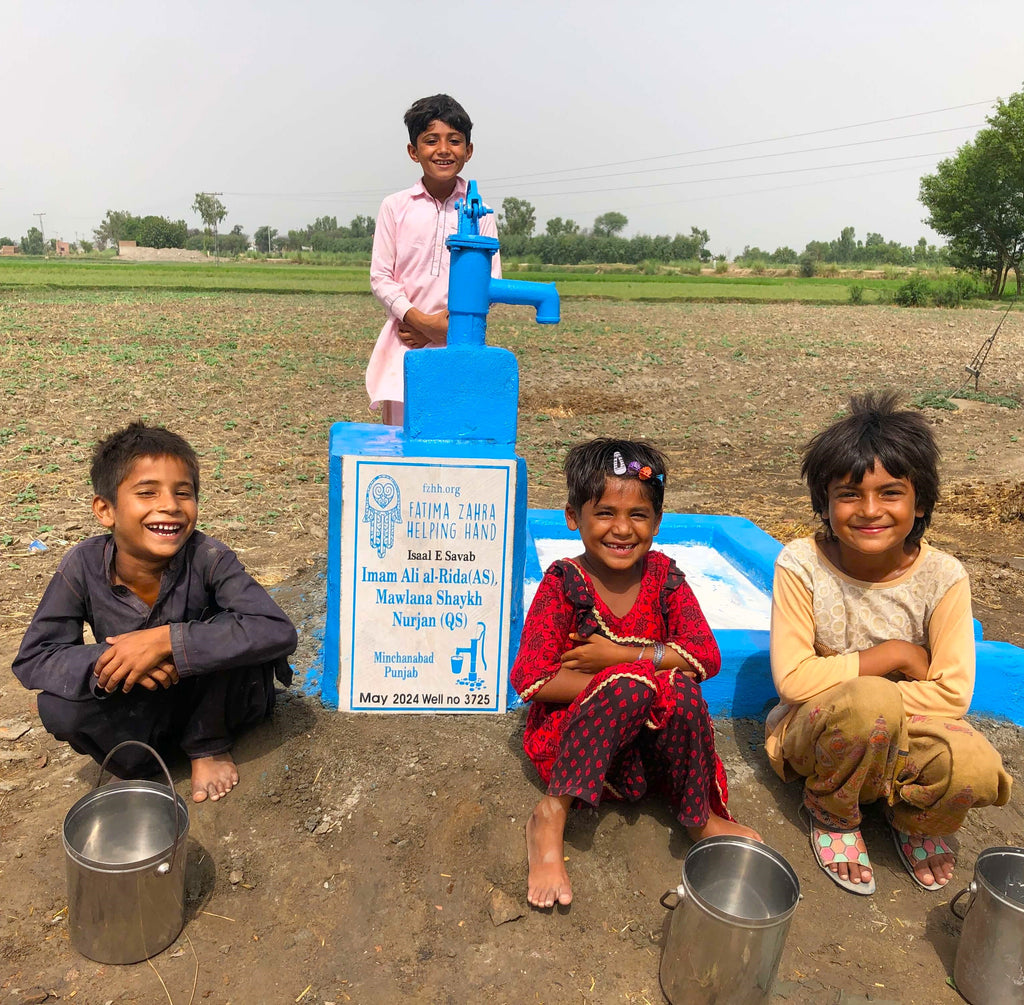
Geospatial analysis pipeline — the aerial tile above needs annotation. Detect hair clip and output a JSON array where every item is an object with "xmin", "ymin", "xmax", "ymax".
[
  {"xmin": 612, "ymin": 451, "xmax": 627, "ymax": 475},
  {"xmin": 621, "ymin": 459, "xmax": 664, "ymax": 484}
]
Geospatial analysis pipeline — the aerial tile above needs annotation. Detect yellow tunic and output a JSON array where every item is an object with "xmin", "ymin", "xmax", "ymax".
[{"xmin": 765, "ymin": 536, "xmax": 974, "ymax": 778}]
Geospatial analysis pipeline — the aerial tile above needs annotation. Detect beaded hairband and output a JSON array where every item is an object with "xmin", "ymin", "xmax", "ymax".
[{"xmin": 611, "ymin": 450, "xmax": 665, "ymax": 484}]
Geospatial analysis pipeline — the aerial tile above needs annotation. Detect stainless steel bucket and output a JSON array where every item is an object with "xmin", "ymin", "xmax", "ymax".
[
  {"xmin": 660, "ymin": 836, "xmax": 801, "ymax": 1005},
  {"xmin": 951, "ymin": 846, "xmax": 1024, "ymax": 1005},
  {"xmin": 63, "ymin": 741, "xmax": 189, "ymax": 964}
]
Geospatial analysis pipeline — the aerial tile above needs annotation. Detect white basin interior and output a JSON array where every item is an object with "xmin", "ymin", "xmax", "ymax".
[{"xmin": 527, "ymin": 540, "xmax": 771, "ymax": 631}]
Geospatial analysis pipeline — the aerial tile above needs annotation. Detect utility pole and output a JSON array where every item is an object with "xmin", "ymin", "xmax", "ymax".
[{"xmin": 34, "ymin": 212, "xmax": 46, "ymax": 255}]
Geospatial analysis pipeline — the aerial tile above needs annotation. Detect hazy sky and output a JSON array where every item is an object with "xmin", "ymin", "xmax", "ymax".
[{"xmin": 5, "ymin": 0, "xmax": 1023, "ymax": 256}]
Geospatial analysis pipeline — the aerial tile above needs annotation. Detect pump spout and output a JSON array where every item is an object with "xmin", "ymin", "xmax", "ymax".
[{"xmin": 487, "ymin": 278, "xmax": 560, "ymax": 324}]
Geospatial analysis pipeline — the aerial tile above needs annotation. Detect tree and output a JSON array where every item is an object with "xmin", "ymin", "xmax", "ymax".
[
  {"xmin": 920, "ymin": 89, "xmax": 1024, "ymax": 294},
  {"xmin": 192, "ymin": 193, "xmax": 228, "ymax": 256},
  {"xmin": 499, "ymin": 197, "xmax": 536, "ymax": 237},
  {"xmin": 254, "ymin": 226, "xmax": 278, "ymax": 254},
  {"xmin": 349, "ymin": 215, "xmax": 375, "ymax": 238},
  {"xmin": 134, "ymin": 215, "xmax": 187, "ymax": 249},
  {"xmin": 94, "ymin": 209, "xmax": 138, "ymax": 250},
  {"xmin": 545, "ymin": 216, "xmax": 579, "ymax": 237},
  {"xmin": 20, "ymin": 227, "xmax": 44, "ymax": 255},
  {"xmin": 592, "ymin": 211, "xmax": 628, "ymax": 237}
]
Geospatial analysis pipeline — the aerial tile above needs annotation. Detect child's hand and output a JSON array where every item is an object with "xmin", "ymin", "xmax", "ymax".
[
  {"xmin": 560, "ymin": 633, "xmax": 638, "ymax": 674},
  {"xmin": 94, "ymin": 626, "xmax": 174, "ymax": 693},
  {"xmin": 397, "ymin": 322, "xmax": 431, "ymax": 349},
  {"xmin": 860, "ymin": 639, "xmax": 930, "ymax": 680},
  {"xmin": 402, "ymin": 308, "xmax": 449, "ymax": 345}
]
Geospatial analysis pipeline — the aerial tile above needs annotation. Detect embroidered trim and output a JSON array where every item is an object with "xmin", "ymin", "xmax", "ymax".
[
  {"xmin": 666, "ymin": 640, "xmax": 708, "ymax": 681},
  {"xmin": 577, "ymin": 671, "xmax": 656, "ymax": 708},
  {"xmin": 518, "ymin": 674, "xmax": 556, "ymax": 702}
]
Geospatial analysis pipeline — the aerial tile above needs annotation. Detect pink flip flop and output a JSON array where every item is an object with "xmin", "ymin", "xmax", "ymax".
[
  {"xmin": 890, "ymin": 827, "xmax": 955, "ymax": 891},
  {"xmin": 810, "ymin": 821, "xmax": 876, "ymax": 896}
]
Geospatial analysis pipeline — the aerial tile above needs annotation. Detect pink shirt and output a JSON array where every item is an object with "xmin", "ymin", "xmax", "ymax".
[{"xmin": 365, "ymin": 176, "xmax": 501, "ymax": 409}]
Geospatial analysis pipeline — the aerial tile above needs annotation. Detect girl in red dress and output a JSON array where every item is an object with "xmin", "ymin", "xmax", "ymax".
[{"xmin": 511, "ymin": 438, "xmax": 761, "ymax": 908}]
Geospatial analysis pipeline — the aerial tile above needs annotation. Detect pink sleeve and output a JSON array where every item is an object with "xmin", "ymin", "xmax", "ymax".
[
  {"xmin": 481, "ymin": 210, "xmax": 502, "ymax": 279},
  {"xmin": 370, "ymin": 198, "xmax": 413, "ymax": 322}
]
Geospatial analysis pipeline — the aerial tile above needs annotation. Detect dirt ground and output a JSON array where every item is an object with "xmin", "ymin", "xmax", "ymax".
[{"xmin": 2, "ymin": 293, "xmax": 1023, "ymax": 1004}]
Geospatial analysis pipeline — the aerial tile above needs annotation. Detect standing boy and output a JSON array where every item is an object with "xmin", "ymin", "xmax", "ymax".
[
  {"xmin": 13, "ymin": 423, "xmax": 297, "ymax": 802},
  {"xmin": 366, "ymin": 93, "xmax": 501, "ymax": 426}
]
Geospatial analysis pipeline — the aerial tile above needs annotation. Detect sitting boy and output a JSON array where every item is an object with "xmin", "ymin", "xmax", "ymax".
[{"xmin": 12, "ymin": 423, "xmax": 298, "ymax": 802}]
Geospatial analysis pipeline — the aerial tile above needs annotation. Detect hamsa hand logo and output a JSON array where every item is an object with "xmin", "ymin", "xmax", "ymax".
[{"xmin": 363, "ymin": 474, "xmax": 402, "ymax": 558}]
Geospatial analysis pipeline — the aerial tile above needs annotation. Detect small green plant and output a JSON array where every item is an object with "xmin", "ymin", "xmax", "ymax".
[
  {"xmin": 894, "ymin": 275, "xmax": 932, "ymax": 307},
  {"xmin": 848, "ymin": 284, "xmax": 864, "ymax": 304},
  {"xmin": 912, "ymin": 391, "xmax": 957, "ymax": 411},
  {"xmin": 954, "ymin": 390, "xmax": 1019, "ymax": 409}
]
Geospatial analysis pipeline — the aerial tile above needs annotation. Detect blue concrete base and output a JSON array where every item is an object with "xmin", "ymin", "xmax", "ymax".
[
  {"xmin": 318, "ymin": 487, "xmax": 1024, "ymax": 724},
  {"xmin": 523, "ymin": 510, "xmax": 1024, "ymax": 723}
]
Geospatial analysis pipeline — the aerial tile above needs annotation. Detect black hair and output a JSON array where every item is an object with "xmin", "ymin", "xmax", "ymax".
[
  {"xmin": 801, "ymin": 391, "xmax": 939, "ymax": 544},
  {"xmin": 564, "ymin": 438, "xmax": 668, "ymax": 515},
  {"xmin": 404, "ymin": 94, "xmax": 473, "ymax": 145},
  {"xmin": 90, "ymin": 422, "xmax": 200, "ymax": 503}
]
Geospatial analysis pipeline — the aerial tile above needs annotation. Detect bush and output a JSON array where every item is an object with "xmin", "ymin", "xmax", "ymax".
[
  {"xmin": 748, "ymin": 259, "xmax": 767, "ymax": 275},
  {"xmin": 876, "ymin": 288, "xmax": 893, "ymax": 305},
  {"xmin": 848, "ymin": 284, "xmax": 864, "ymax": 304},
  {"xmin": 714, "ymin": 258, "xmax": 729, "ymax": 274},
  {"xmin": 817, "ymin": 262, "xmax": 840, "ymax": 278},
  {"xmin": 799, "ymin": 255, "xmax": 817, "ymax": 278},
  {"xmin": 932, "ymin": 273, "xmax": 981, "ymax": 307},
  {"xmin": 894, "ymin": 274, "xmax": 932, "ymax": 306}
]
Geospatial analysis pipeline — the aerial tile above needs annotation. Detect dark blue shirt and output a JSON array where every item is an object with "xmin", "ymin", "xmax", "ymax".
[{"xmin": 13, "ymin": 531, "xmax": 297, "ymax": 701}]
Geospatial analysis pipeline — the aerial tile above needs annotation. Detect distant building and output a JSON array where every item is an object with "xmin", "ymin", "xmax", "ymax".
[
  {"xmin": 55, "ymin": 240, "xmax": 70, "ymax": 257},
  {"xmin": 0, "ymin": 244, "xmax": 15, "ymax": 256}
]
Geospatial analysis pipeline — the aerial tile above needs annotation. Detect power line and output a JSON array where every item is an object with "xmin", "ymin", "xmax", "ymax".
[
  {"xmin": 485, "ymin": 150, "xmax": 956, "ymax": 200},
  {"xmin": 487, "ymin": 124, "xmax": 981, "ymax": 191},
  {"xmin": 484, "ymin": 98, "xmax": 997, "ymax": 183}
]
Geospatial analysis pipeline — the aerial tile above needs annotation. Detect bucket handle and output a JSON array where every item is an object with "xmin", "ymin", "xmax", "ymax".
[
  {"xmin": 949, "ymin": 881, "xmax": 977, "ymax": 921},
  {"xmin": 97, "ymin": 740, "xmax": 183, "ymax": 876},
  {"xmin": 659, "ymin": 885, "xmax": 686, "ymax": 911}
]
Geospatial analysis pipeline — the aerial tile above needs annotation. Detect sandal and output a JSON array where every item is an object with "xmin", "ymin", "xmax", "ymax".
[
  {"xmin": 810, "ymin": 821, "xmax": 876, "ymax": 896},
  {"xmin": 889, "ymin": 826, "xmax": 955, "ymax": 891}
]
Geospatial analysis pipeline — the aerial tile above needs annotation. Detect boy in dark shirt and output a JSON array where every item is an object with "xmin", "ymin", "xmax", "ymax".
[{"xmin": 13, "ymin": 423, "xmax": 297, "ymax": 802}]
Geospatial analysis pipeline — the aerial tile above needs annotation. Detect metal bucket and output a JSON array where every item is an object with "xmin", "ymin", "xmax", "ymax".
[
  {"xmin": 63, "ymin": 741, "xmax": 189, "ymax": 964},
  {"xmin": 951, "ymin": 846, "xmax": 1024, "ymax": 1004},
  {"xmin": 660, "ymin": 836, "xmax": 801, "ymax": 1005}
]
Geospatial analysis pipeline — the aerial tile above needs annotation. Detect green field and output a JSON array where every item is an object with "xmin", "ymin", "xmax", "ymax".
[{"xmin": 0, "ymin": 257, "xmax": 904, "ymax": 302}]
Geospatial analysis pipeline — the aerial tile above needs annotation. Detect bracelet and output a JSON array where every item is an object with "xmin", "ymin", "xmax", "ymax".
[
  {"xmin": 637, "ymin": 645, "xmax": 646, "ymax": 662},
  {"xmin": 653, "ymin": 641, "xmax": 666, "ymax": 669}
]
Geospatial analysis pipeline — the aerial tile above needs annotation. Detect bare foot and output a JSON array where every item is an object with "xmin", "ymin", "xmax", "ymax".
[
  {"xmin": 526, "ymin": 795, "xmax": 573, "ymax": 908},
  {"xmin": 812, "ymin": 825, "xmax": 873, "ymax": 887},
  {"xmin": 687, "ymin": 813, "xmax": 763, "ymax": 844},
  {"xmin": 191, "ymin": 752, "xmax": 239, "ymax": 802},
  {"xmin": 913, "ymin": 850, "xmax": 956, "ymax": 887}
]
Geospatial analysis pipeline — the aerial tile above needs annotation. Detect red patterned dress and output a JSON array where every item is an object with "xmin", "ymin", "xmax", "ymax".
[{"xmin": 511, "ymin": 551, "xmax": 731, "ymax": 826}]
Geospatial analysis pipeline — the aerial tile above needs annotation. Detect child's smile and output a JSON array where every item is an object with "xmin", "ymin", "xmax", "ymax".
[
  {"xmin": 566, "ymin": 477, "xmax": 660, "ymax": 583},
  {"xmin": 92, "ymin": 454, "xmax": 198, "ymax": 568},
  {"xmin": 408, "ymin": 118, "xmax": 473, "ymax": 197},
  {"xmin": 824, "ymin": 461, "xmax": 923, "ymax": 579}
]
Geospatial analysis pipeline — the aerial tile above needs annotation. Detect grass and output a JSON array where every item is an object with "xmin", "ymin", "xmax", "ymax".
[{"xmin": 2, "ymin": 257, "xmax": 914, "ymax": 303}]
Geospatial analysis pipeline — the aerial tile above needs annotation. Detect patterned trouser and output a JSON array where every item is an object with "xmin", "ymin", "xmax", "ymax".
[
  {"xmin": 546, "ymin": 672, "xmax": 720, "ymax": 828},
  {"xmin": 782, "ymin": 677, "xmax": 1012, "ymax": 833}
]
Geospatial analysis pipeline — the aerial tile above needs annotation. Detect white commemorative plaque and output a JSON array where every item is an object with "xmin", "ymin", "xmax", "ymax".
[{"xmin": 337, "ymin": 455, "xmax": 516, "ymax": 712}]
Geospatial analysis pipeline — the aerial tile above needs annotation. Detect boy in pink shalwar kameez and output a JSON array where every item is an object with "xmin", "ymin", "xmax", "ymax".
[{"xmin": 366, "ymin": 93, "xmax": 501, "ymax": 426}]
